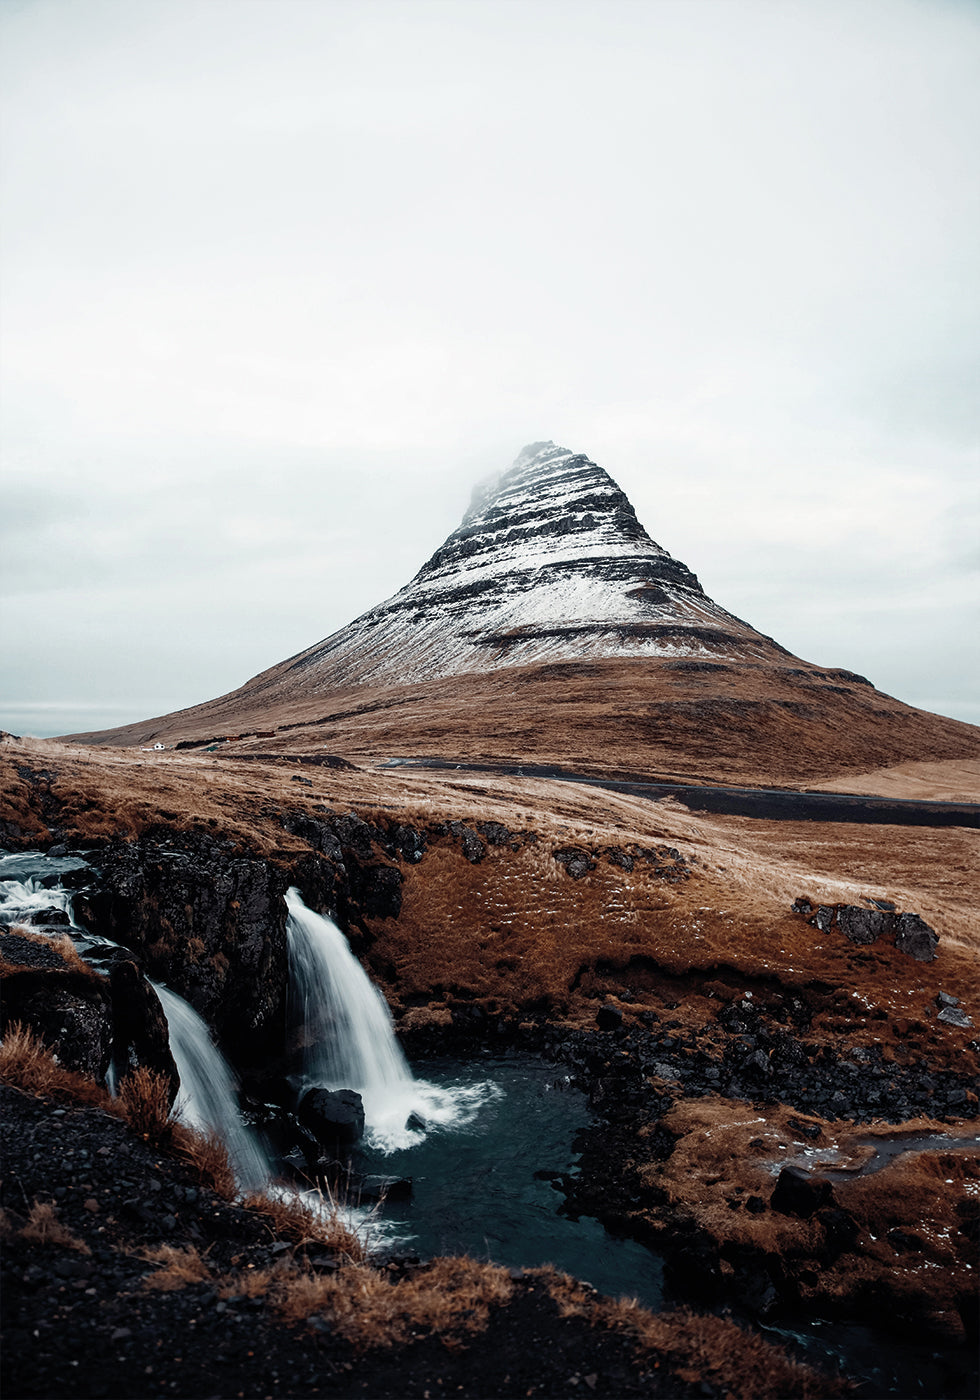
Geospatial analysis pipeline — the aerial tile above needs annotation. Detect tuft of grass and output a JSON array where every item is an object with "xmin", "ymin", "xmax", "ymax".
[
  {"xmin": 269, "ymin": 1254, "xmax": 514, "ymax": 1348},
  {"xmin": 0, "ymin": 1021, "xmax": 111, "ymax": 1107},
  {"xmin": 140, "ymin": 1243, "xmax": 211, "ymax": 1291},
  {"xmin": 18, "ymin": 1200, "xmax": 91, "ymax": 1255},
  {"xmin": 241, "ymin": 1188, "xmax": 367, "ymax": 1263},
  {"xmin": 173, "ymin": 1127, "xmax": 237, "ymax": 1200},
  {"xmin": 532, "ymin": 1268, "xmax": 844, "ymax": 1400},
  {"xmin": 117, "ymin": 1066, "xmax": 176, "ymax": 1142}
]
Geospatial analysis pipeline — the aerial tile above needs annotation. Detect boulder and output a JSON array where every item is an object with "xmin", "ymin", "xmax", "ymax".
[
  {"xmin": 770, "ymin": 1165, "xmax": 835, "ymax": 1219},
  {"xmin": 298, "ymin": 1088, "xmax": 365, "ymax": 1150},
  {"xmin": 0, "ymin": 967, "xmax": 113, "ymax": 1080},
  {"xmin": 938, "ymin": 1006, "xmax": 973, "ymax": 1029},
  {"xmin": 596, "ymin": 1003, "xmax": 623, "ymax": 1032},
  {"xmin": 893, "ymin": 913, "xmax": 939, "ymax": 963},
  {"xmin": 357, "ymin": 1174, "xmax": 412, "ymax": 1202},
  {"xmin": 553, "ymin": 849, "xmax": 595, "ymax": 879},
  {"xmin": 836, "ymin": 906, "xmax": 895, "ymax": 946}
]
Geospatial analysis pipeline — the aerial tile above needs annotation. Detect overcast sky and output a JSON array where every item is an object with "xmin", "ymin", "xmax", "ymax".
[{"xmin": 1, "ymin": 0, "xmax": 977, "ymax": 738}]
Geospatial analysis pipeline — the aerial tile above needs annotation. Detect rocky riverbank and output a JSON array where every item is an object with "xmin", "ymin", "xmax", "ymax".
[
  {"xmin": 0, "ymin": 1071, "xmax": 843, "ymax": 1400},
  {"xmin": 2, "ymin": 733, "xmax": 978, "ymax": 1397}
]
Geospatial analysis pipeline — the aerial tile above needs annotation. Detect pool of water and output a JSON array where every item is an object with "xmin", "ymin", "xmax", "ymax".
[{"xmin": 351, "ymin": 1054, "xmax": 665, "ymax": 1307}]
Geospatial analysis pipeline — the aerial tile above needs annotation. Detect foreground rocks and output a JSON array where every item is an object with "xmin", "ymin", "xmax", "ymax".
[{"xmin": 0, "ymin": 1081, "xmax": 842, "ymax": 1400}]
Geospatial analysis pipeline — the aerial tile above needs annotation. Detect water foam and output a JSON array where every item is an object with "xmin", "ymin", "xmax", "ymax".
[{"xmin": 286, "ymin": 887, "xmax": 500, "ymax": 1151}]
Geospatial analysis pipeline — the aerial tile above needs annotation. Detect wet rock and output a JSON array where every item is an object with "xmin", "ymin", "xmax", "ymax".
[
  {"xmin": 21, "ymin": 907, "xmax": 71, "ymax": 928},
  {"xmin": 108, "ymin": 959, "xmax": 180, "ymax": 1104},
  {"xmin": 298, "ymin": 1088, "xmax": 365, "ymax": 1150},
  {"xmin": 771, "ymin": 1165, "xmax": 835, "ymax": 1219},
  {"xmin": 357, "ymin": 1174, "xmax": 412, "ymax": 1202}
]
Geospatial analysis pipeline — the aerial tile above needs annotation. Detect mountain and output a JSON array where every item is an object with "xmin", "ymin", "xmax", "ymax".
[
  {"xmin": 270, "ymin": 441, "xmax": 790, "ymax": 691},
  {"xmin": 68, "ymin": 442, "xmax": 980, "ymax": 789}
]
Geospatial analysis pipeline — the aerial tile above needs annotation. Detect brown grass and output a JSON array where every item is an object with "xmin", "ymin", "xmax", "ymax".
[
  {"xmin": 174, "ymin": 1127, "xmax": 237, "ymax": 1200},
  {"xmin": 0, "ymin": 1021, "xmax": 112, "ymax": 1107},
  {"xmin": 140, "ymin": 1243, "xmax": 211, "ymax": 1291},
  {"xmin": 117, "ymin": 1066, "xmax": 174, "ymax": 1140},
  {"xmin": 241, "ymin": 1188, "xmax": 367, "ymax": 1263},
  {"xmin": 17, "ymin": 1200, "xmax": 92, "ymax": 1255},
  {"xmin": 268, "ymin": 1255, "xmax": 514, "ymax": 1348},
  {"xmin": 535, "ymin": 1269, "xmax": 844, "ymax": 1399},
  {"xmin": 1, "ymin": 1024, "xmax": 239, "ymax": 1200}
]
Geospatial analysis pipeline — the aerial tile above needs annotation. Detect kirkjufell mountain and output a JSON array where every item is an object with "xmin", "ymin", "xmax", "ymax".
[
  {"xmin": 71, "ymin": 441, "xmax": 980, "ymax": 785},
  {"xmin": 271, "ymin": 441, "xmax": 789, "ymax": 690}
]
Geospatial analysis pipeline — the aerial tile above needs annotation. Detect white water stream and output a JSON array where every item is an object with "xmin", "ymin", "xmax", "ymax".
[
  {"xmin": 0, "ymin": 860, "xmax": 270, "ymax": 1192},
  {"xmin": 152, "ymin": 982, "xmax": 271, "ymax": 1192},
  {"xmin": 286, "ymin": 887, "xmax": 498, "ymax": 1151}
]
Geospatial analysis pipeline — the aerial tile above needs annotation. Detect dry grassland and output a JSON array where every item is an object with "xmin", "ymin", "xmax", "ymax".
[
  {"xmin": 3, "ymin": 736, "xmax": 977, "ymax": 1047},
  {"xmin": 63, "ymin": 653, "xmax": 980, "ymax": 790}
]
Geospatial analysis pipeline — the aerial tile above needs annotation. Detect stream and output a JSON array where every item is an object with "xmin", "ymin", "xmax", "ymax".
[{"xmin": 2, "ymin": 850, "xmax": 977, "ymax": 1397}]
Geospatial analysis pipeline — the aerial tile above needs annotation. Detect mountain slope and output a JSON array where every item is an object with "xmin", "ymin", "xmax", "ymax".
[
  {"xmin": 253, "ymin": 441, "xmax": 791, "ymax": 696},
  {"xmin": 66, "ymin": 442, "xmax": 980, "ymax": 789}
]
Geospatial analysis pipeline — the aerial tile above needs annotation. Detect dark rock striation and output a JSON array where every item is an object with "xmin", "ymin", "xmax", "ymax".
[{"xmin": 241, "ymin": 441, "xmax": 792, "ymax": 693}]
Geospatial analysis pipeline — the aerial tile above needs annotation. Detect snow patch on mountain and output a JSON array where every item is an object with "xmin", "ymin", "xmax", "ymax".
[{"xmin": 268, "ymin": 442, "xmax": 787, "ymax": 691}]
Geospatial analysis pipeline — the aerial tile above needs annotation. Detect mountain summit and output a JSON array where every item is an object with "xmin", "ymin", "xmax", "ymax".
[
  {"xmin": 272, "ymin": 442, "xmax": 785, "ymax": 692},
  {"xmin": 69, "ymin": 440, "xmax": 980, "ymax": 787}
]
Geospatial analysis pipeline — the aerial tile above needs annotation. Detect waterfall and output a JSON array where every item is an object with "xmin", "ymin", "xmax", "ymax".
[
  {"xmin": 153, "ymin": 982, "xmax": 271, "ymax": 1193},
  {"xmin": 286, "ymin": 887, "xmax": 498, "ymax": 1151},
  {"xmin": 0, "ymin": 854, "xmax": 270, "ymax": 1194}
]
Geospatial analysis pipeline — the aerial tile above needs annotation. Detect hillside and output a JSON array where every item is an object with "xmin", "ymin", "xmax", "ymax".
[{"xmin": 65, "ymin": 443, "xmax": 980, "ymax": 791}]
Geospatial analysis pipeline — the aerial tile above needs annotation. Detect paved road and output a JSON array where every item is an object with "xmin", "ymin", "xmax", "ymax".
[{"xmin": 381, "ymin": 758, "xmax": 980, "ymax": 828}]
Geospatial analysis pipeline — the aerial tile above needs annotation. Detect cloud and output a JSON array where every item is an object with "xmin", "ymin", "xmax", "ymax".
[{"xmin": 1, "ymin": 0, "xmax": 977, "ymax": 733}]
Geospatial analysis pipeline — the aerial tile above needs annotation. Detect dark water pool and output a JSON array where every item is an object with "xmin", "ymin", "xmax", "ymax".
[
  {"xmin": 353, "ymin": 1054, "xmax": 977, "ymax": 1400},
  {"xmin": 354, "ymin": 1055, "xmax": 665, "ymax": 1306}
]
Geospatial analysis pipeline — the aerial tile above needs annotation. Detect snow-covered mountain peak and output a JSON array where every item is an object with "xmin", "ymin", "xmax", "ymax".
[{"xmin": 268, "ymin": 442, "xmax": 788, "ymax": 691}]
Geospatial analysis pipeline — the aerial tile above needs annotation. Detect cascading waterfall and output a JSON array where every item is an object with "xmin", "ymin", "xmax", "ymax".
[
  {"xmin": 286, "ymin": 887, "xmax": 497, "ymax": 1151},
  {"xmin": 0, "ymin": 855, "xmax": 269, "ymax": 1193},
  {"xmin": 152, "ymin": 982, "xmax": 270, "ymax": 1192}
]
